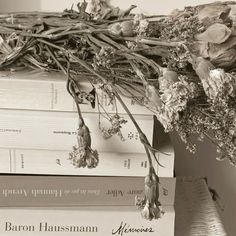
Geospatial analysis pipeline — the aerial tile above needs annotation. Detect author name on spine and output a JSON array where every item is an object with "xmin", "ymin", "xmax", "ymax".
[{"xmin": 4, "ymin": 222, "xmax": 98, "ymax": 233}]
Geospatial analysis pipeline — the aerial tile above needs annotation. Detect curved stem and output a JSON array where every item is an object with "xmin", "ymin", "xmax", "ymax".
[{"xmin": 38, "ymin": 38, "xmax": 165, "ymax": 167}]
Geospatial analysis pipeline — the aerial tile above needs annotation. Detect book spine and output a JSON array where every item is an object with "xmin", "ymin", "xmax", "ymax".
[
  {"xmin": 0, "ymin": 148, "xmax": 174, "ymax": 177},
  {"xmin": 0, "ymin": 109, "xmax": 153, "ymax": 153},
  {"xmin": 0, "ymin": 72, "xmax": 153, "ymax": 115},
  {"xmin": 0, "ymin": 206, "xmax": 175, "ymax": 236},
  {"xmin": 0, "ymin": 175, "xmax": 176, "ymax": 206}
]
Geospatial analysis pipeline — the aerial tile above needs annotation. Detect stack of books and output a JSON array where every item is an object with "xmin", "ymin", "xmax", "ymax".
[{"xmin": 0, "ymin": 70, "xmax": 176, "ymax": 235}]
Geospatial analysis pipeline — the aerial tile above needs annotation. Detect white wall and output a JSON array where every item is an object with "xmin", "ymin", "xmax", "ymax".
[
  {"xmin": 0, "ymin": 0, "xmax": 40, "ymax": 12},
  {"xmin": 171, "ymin": 133, "xmax": 236, "ymax": 236},
  {"xmin": 40, "ymin": 0, "xmax": 218, "ymax": 14}
]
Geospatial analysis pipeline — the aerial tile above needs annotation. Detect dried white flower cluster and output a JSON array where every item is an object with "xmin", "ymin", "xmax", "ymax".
[
  {"xmin": 157, "ymin": 72, "xmax": 198, "ymax": 132},
  {"xmin": 208, "ymin": 69, "xmax": 236, "ymax": 103},
  {"xmin": 100, "ymin": 114, "xmax": 127, "ymax": 140}
]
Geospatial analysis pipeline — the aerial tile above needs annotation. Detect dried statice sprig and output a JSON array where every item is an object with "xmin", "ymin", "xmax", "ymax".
[
  {"xmin": 100, "ymin": 114, "xmax": 127, "ymax": 140},
  {"xmin": 175, "ymin": 104, "xmax": 236, "ymax": 165},
  {"xmin": 156, "ymin": 70, "xmax": 199, "ymax": 132},
  {"xmin": 207, "ymin": 69, "xmax": 236, "ymax": 104}
]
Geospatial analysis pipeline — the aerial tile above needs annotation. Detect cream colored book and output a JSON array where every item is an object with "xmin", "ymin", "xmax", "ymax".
[
  {"xmin": 0, "ymin": 109, "xmax": 153, "ymax": 153},
  {"xmin": 0, "ymin": 70, "xmax": 153, "ymax": 115},
  {"xmin": 0, "ymin": 147, "xmax": 174, "ymax": 177},
  {"xmin": 0, "ymin": 205, "xmax": 175, "ymax": 236}
]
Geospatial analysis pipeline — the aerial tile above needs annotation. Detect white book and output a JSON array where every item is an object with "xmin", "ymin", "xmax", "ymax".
[
  {"xmin": 0, "ymin": 206, "xmax": 175, "ymax": 236},
  {"xmin": 0, "ymin": 109, "xmax": 153, "ymax": 153},
  {"xmin": 0, "ymin": 145, "xmax": 174, "ymax": 177},
  {"xmin": 0, "ymin": 70, "xmax": 153, "ymax": 115}
]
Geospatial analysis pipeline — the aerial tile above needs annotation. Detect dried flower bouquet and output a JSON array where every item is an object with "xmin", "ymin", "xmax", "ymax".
[{"xmin": 0, "ymin": 0, "xmax": 236, "ymax": 220}]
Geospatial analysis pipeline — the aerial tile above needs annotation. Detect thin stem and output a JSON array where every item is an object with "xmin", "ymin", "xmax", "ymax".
[
  {"xmin": 19, "ymin": 28, "xmax": 109, "ymax": 39},
  {"xmin": 37, "ymin": 39, "xmax": 163, "ymax": 167},
  {"xmin": 45, "ymin": 45, "xmax": 67, "ymax": 74},
  {"xmin": 123, "ymin": 37, "xmax": 184, "ymax": 47},
  {"xmin": 204, "ymin": 132, "xmax": 229, "ymax": 156}
]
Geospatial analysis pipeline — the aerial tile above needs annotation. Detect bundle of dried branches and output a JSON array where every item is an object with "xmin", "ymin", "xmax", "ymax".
[{"xmin": 0, "ymin": 0, "xmax": 236, "ymax": 220}]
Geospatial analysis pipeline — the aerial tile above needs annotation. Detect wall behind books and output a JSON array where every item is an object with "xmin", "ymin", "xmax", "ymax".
[
  {"xmin": 0, "ymin": 0, "xmax": 234, "ymax": 236},
  {"xmin": 170, "ymin": 131, "xmax": 236, "ymax": 236},
  {"xmin": 0, "ymin": 0, "xmax": 40, "ymax": 12}
]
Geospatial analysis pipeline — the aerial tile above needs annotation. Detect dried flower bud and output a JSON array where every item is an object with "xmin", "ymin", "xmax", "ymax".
[
  {"xmin": 159, "ymin": 68, "xmax": 179, "ymax": 91},
  {"xmin": 135, "ymin": 168, "xmax": 162, "ymax": 221},
  {"xmin": 108, "ymin": 21, "xmax": 135, "ymax": 37},
  {"xmin": 77, "ymin": 118, "xmax": 91, "ymax": 148},
  {"xmin": 145, "ymin": 84, "xmax": 162, "ymax": 111},
  {"xmin": 68, "ymin": 118, "xmax": 99, "ymax": 169},
  {"xmin": 144, "ymin": 168, "xmax": 160, "ymax": 206}
]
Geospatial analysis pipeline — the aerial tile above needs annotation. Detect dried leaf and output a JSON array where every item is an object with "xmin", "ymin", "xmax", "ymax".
[
  {"xmin": 230, "ymin": 5, "xmax": 236, "ymax": 34},
  {"xmin": 89, "ymin": 0, "xmax": 135, "ymax": 20},
  {"xmin": 0, "ymin": 37, "xmax": 12, "ymax": 55},
  {"xmin": 197, "ymin": 3, "xmax": 231, "ymax": 26},
  {"xmin": 145, "ymin": 84, "xmax": 162, "ymax": 111},
  {"xmin": 229, "ymin": 4, "xmax": 236, "ymax": 23},
  {"xmin": 208, "ymin": 36, "xmax": 236, "ymax": 67},
  {"xmin": 188, "ymin": 41, "xmax": 209, "ymax": 58},
  {"xmin": 195, "ymin": 23, "xmax": 231, "ymax": 44},
  {"xmin": 190, "ymin": 56, "xmax": 214, "ymax": 81},
  {"xmin": 211, "ymin": 48, "xmax": 236, "ymax": 68},
  {"xmin": 89, "ymin": 0, "xmax": 113, "ymax": 20}
]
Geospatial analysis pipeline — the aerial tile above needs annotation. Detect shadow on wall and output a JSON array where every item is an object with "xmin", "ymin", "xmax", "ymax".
[{"xmin": 170, "ymin": 132, "xmax": 236, "ymax": 236}]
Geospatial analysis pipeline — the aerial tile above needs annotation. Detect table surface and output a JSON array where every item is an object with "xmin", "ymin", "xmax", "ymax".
[{"xmin": 174, "ymin": 177, "xmax": 227, "ymax": 236}]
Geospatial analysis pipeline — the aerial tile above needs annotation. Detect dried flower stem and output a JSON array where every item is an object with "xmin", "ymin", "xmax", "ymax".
[
  {"xmin": 38, "ymin": 37, "xmax": 160, "ymax": 166},
  {"xmin": 123, "ymin": 37, "xmax": 184, "ymax": 47}
]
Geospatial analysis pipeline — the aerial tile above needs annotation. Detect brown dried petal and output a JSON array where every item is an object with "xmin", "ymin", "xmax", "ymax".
[
  {"xmin": 195, "ymin": 23, "xmax": 231, "ymax": 44},
  {"xmin": 211, "ymin": 48, "xmax": 236, "ymax": 68}
]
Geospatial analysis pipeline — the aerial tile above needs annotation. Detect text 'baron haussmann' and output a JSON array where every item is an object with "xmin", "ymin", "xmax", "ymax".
[{"xmin": 4, "ymin": 222, "xmax": 98, "ymax": 233}]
